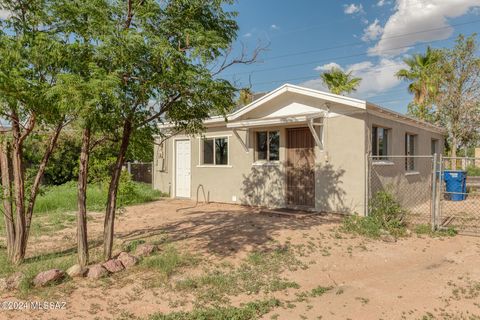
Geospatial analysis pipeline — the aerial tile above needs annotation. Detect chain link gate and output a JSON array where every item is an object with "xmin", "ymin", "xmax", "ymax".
[
  {"xmin": 436, "ymin": 156, "xmax": 480, "ymax": 234},
  {"xmin": 367, "ymin": 154, "xmax": 480, "ymax": 234}
]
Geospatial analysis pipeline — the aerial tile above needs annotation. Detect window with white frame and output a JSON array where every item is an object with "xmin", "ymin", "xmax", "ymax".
[
  {"xmin": 256, "ymin": 131, "xmax": 280, "ymax": 161},
  {"xmin": 372, "ymin": 126, "xmax": 390, "ymax": 160},
  {"xmin": 201, "ymin": 137, "xmax": 229, "ymax": 165},
  {"xmin": 405, "ymin": 133, "xmax": 417, "ymax": 171}
]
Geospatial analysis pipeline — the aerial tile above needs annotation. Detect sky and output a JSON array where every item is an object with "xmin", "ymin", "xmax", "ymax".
[{"xmin": 223, "ymin": 0, "xmax": 480, "ymax": 114}]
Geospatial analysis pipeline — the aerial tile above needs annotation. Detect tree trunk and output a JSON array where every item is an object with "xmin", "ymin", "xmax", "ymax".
[
  {"xmin": 10, "ymin": 122, "xmax": 26, "ymax": 265},
  {"xmin": 24, "ymin": 120, "xmax": 63, "ymax": 248},
  {"xmin": 77, "ymin": 127, "xmax": 91, "ymax": 267},
  {"xmin": 103, "ymin": 119, "xmax": 132, "ymax": 260},
  {"xmin": 0, "ymin": 140, "xmax": 15, "ymax": 260},
  {"xmin": 451, "ymin": 135, "xmax": 457, "ymax": 170}
]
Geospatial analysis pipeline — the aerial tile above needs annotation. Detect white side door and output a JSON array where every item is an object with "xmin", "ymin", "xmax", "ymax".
[{"xmin": 175, "ymin": 140, "xmax": 191, "ymax": 198}]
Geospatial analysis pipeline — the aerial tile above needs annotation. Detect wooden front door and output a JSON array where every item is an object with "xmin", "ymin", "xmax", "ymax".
[{"xmin": 286, "ymin": 127, "xmax": 315, "ymax": 207}]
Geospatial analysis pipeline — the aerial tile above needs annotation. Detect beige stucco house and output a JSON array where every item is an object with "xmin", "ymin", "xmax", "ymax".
[{"xmin": 153, "ymin": 84, "xmax": 445, "ymax": 216}]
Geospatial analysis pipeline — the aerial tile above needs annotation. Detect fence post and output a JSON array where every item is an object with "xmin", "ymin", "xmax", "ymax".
[
  {"xmin": 437, "ymin": 154, "xmax": 444, "ymax": 230},
  {"xmin": 127, "ymin": 162, "xmax": 131, "ymax": 174},
  {"xmin": 364, "ymin": 153, "xmax": 370, "ymax": 217},
  {"xmin": 431, "ymin": 153, "xmax": 437, "ymax": 231}
]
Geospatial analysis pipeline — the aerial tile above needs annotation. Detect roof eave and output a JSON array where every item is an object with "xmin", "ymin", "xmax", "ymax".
[{"xmin": 366, "ymin": 102, "xmax": 446, "ymax": 135}]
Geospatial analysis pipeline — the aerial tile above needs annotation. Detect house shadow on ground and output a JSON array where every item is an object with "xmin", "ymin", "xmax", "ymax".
[{"xmin": 154, "ymin": 208, "xmax": 342, "ymax": 257}]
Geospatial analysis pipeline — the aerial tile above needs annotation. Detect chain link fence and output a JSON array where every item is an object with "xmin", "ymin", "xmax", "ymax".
[
  {"xmin": 368, "ymin": 155, "xmax": 480, "ymax": 234},
  {"xmin": 368, "ymin": 155, "xmax": 435, "ymax": 228}
]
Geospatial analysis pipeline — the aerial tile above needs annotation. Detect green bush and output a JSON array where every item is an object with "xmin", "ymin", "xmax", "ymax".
[
  {"xmin": 467, "ymin": 165, "xmax": 480, "ymax": 176},
  {"xmin": 87, "ymin": 156, "xmax": 117, "ymax": 184},
  {"xmin": 342, "ymin": 191, "xmax": 407, "ymax": 238}
]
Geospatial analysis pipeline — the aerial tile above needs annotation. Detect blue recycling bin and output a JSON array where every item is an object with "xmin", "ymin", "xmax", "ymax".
[{"xmin": 444, "ymin": 170, "xmax": 467, "ymax": 201}]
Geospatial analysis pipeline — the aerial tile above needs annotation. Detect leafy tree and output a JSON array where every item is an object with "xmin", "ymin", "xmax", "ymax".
[
  {"xmin": 320, "ymin": 67, "xmax": 361, "ymax": 95},
  {"xmin": 396, "ymin": 47, "xmax": 441, "ymax": 122},
  {"xmin": 0, "ymin": 0, "xmax": 72, "ymax": 264},
  {"xmin": 49, "ymin": 0, "xmax": 259, "ymax": 260},
  {"xmin": 99, "ymin": 0, "xmax": 255, "ymax": 260},
  {"xmin": 436, "ymin": 34, "xmax": 480, "ymax": 159},
  {"xmin": 49, "ymin": 0, "xmax": 121, "ymax": 266}
]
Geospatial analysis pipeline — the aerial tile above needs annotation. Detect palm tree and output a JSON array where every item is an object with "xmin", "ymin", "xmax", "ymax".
[
  {"xmin": 396, "ymin": 47, "xmax": 441, "ymax": 121},
  {"xmin": 237, "ymin": 88, "xmax": 254, "ymax": 106},
  {"xmin": 320, "ymin": 67, "xmax": 361, "ymax": 95}
]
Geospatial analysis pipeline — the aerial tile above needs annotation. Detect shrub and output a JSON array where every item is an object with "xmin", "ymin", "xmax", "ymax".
[
  {"xmin": 342, "ymin": 191, "xmax": 407, "ymax": 238},
  {"xmin": 368, "ymin": 190, "xmax": 406, "ymax": 231},
  {"xmin": 467, "ymin": 165, "xmax": 480, "ymax": 176}
]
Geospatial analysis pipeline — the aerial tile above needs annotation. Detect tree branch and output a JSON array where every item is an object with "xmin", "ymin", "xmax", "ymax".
[
  {"xmin": 18, "ymin": 113, "xmax": 36, "ymax": 145},
  {"xmin": 137, "ymin": 93, "xmax": 181, "ymax": 128},
  {"xmin": 211, "ymin": 41, "xmax": 268, "ymax": 77},
  {"xmin": 25, "ymin": 117, "xmax": 64, "ymax": 233}
]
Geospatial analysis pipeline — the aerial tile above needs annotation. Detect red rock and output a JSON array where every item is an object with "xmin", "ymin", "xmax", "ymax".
[
  {"xmin": 102, "ymin": 259, "xmax": 124, "ymax": 273},
  {"xmin": 117, "ymin": 252, "xmax": 139, "ymax": 268},
  {"xmin": 86, "ymin": 265, "xmax": 109, "ymax": 279},
  {"xmin": 33, "ymin": 269, "xmax": 64, "ymax": 287}
]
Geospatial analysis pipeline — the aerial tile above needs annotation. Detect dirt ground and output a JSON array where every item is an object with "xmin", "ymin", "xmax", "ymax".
[{"xmin": 1, "ymin": 199, "xmax": 480, "ymax": 320}]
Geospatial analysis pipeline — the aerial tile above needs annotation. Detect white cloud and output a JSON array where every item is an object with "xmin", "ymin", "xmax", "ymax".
[
  {"xmin": 377, "ymin": 0, "xmax": 388, "ymax": 6},
  {"xmin": 243, "ymin": 32, "xmax": 252, "ymax": 38},
  {"xmin": 347, "ymin": 59, "xmax": 406, "ymax": 97},
  {"xmin": 304, "ymin": 58, "xmax": 406, "ymax": 98},
  {"xmin": 0, "ymin": 9, "xmax": 11, "ymax": 20},
  {"xmin": 314, "ymin": 62, "xmax": 343, "ymax": 72},
  {"xmin": 270, "ymin": 24, "xmax": 279, "ymax": 30},
  {"xmin": 361, "ymin": 19, "xmax": 384, "ymax": 42},
  {"xmin": 301, "ymin": 79, "xmax": 329, "ymax": 92},
  {"xmin": 344, "ymin": 3, "xmax": 364, "ymax": 14},
  {"xmin": 368, "ymin": 0, "xmax": 480, "ymax": 56}
]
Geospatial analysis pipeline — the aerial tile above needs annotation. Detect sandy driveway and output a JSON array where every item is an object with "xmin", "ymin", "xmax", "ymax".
[{"xmin": 1, "ymin": 199, "xmax": 480, "ymax": 320}]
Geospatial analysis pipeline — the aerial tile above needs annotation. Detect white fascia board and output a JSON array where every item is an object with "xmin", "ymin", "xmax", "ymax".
[
  {"xmin": 227, "ymin": 115, "xmax": 312, "ymax": 129},
  {"xmin": 227, "ymin": 84, "xmax": 366, "ymax": 121}
]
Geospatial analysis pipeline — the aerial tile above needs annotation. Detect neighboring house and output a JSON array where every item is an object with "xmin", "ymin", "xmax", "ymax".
[{"xmin": 153, "ymin": 84, "xmax": 445, "ymax": 215}]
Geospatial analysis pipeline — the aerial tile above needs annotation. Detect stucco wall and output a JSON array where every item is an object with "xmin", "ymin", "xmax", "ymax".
[
  {"xmin": 153, "ymin": 139, "xmax": 173, "ymax": 196},
  {"xmin": 366, "ymin": 112, "xmax": 444, "ymax": 156},
  {"xmin": 314, "ymin": 112, "xmax": 367, "ymax": 214}
]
